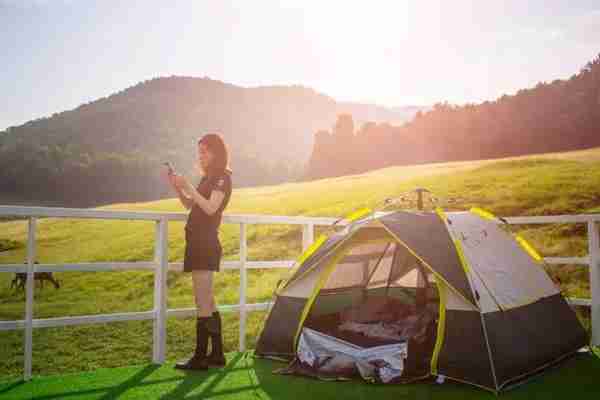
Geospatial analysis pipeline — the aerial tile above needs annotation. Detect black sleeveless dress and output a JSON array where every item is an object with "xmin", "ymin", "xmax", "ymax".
[{"xmin": 183, "ymin": 171, "xmax": 232, "ymax": 272}]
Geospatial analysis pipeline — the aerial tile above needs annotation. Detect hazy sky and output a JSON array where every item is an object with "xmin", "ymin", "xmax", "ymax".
[{"xmin": 1, "ymin": 0, "xmax": 599, "ymax": 131}]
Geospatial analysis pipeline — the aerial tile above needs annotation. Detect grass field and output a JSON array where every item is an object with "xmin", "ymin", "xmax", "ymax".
[{"xmin": 2, "ymin": 147, "xmax": 600, "ymax": 379}]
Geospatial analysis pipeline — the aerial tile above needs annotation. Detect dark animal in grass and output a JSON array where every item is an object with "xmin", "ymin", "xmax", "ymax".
[{"xmin": 10, "ymin": 263, "xmax": 60, "ymax": 291}]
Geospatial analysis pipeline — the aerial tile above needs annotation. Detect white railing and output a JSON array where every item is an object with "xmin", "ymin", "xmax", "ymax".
[
  {"xmin": 0, "ymin": 206, "xmax": 598, "ymax": 382},
  {"xmin": 0, "ymin": 206, "xmax": 335, "ymax": 381}
]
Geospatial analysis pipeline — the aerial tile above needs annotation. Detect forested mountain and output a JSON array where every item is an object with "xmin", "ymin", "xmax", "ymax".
[
  {"xmin": 306, "ymin": 54, "xmax": 600, "ymax": 180},
  {"xmin": 0, "ymin": 77, "xmax": 420, "ymax": 207}
]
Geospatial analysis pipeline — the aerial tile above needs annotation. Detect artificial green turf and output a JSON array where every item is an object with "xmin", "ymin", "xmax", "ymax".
[{"xmin": 0, "ymin": 352, "xmax": 599, "ymax": 400}]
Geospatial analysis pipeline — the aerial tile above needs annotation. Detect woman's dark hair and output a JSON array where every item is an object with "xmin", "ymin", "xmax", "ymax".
[{"xmin": 198, "ymin": 133, "xmax": 230, "ymax": 177}]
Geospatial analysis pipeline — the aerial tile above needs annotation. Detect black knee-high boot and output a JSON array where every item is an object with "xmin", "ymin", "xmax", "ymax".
[
  {"xmin": 206, "ymin": 311, "xmax": 226, "ymax": 367},
  {"xmin": 175, "ymin": 317, "xmax": 209, "ymax": 370}
]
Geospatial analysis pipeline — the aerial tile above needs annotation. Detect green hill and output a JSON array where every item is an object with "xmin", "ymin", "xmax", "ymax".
[
  {"xmin": 1, "ymin": 147, "xmax": 600, "ymax": 378},
  {"xmin": 0, "ymin": 77, "xmax": 421, "ymax": 208}
]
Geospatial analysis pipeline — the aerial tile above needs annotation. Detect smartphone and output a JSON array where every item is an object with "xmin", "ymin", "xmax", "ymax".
[{"xmin": 163, "ymin": 162, "xmax": 176, "ymax": 175}]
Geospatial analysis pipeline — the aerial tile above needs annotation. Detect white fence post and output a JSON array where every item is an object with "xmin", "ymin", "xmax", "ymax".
[
  {"xmin": 588, "ymin": 221, "xmax": 600, "ymax": 346},
  {"xmin": 239, "ymin": 223, "xmax": 247, "ymax": 352},
  {"xmin": 153, "ymin": 218, "xmax": 168, "ymax": 363},
  {"xmin": 302, "ymin": 223, "xmax": 314, "ymax": 252},
  {"xmin": 24, "ymin": 217, "xmax": 36, "ymax": 381}
]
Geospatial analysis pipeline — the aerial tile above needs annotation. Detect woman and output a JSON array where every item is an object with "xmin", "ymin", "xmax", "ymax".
[{"xmin": 168, "ymin": 133, "xmax": 233, "ymax": 370}]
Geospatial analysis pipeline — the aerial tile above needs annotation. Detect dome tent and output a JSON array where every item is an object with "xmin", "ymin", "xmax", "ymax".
[{"xmin": 255, "ymin": 208, "xmax": 589, "ymax": 392}]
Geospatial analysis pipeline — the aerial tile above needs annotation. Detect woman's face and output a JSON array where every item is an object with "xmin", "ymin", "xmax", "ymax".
[{"xmin": 197, "ymin": 143, "xmax": 214, "ymax": 173}]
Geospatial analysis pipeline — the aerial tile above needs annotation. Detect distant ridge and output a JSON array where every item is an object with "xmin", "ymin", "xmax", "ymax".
[
  {"xmin": 0, "ymin": 76, "xmax": 424, "ymax": 207},
  {"xmin": 306, "ymin": 53, "xmax": 600, "ymax": 180}
]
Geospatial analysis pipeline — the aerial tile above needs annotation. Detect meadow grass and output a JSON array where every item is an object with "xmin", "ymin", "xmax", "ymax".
[{"xmin": 2, "ymin": 147, "xmax": 600, "ymax": 378}]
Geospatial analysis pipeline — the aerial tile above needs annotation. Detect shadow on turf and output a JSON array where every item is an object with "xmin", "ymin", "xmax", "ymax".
[
  {"xmin": 2, "ymin": 352, "xmax": 598, "ymax": 399},
  {"xmin": 0, "ymin": 380, "xmax": 25, "ymax": 395},
  {"xmin": 0, "ymin": 353, "xmax": 252, "ymax": 400},
  {"xmin": 158, "ymin": 353, "xmax": 255, "ymax": 399},
  {"xmin": 9, "ymin": 365, "xmax": 171, "ymax": 400}
]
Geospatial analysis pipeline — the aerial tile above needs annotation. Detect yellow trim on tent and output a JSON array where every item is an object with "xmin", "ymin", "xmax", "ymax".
[
  {"xmin": 292, "ymin": 242, "xmax": 355, "ymax": 348},
  {"xmin": 514, "ymin": 234, "xmax": 543, "ymax": 262},
  {"xmin": 470, "ymin": 207, "xmax": 497, "ymax": 221},
  {"xmin": 430, "ymin": 278, "xmax": 447, "ymax": 376},
  {"xmin": 453, "ymin": 239, "xmax": 471, "ymax": 274},
  {"xmin": 434, "ymin": 207, "xmax": 448, "ymax": 222},
  {"xmin": 375, "ymin": 219, "xmax": 479, "ymax": 310},
  {"xmin": 300, "ymin": 235, "xmax": 329, "ymax": 265},
  {"xmin": 345, "ymin": 207, "xmax": 373, "ymax": 223}
]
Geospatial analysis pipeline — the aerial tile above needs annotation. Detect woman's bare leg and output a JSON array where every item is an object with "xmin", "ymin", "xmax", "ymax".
[{"xmin": 192, "ymin": 270, "xmax": 216, "ymax": 317}]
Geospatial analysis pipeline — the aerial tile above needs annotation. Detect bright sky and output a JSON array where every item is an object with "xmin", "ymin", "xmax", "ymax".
[{"xmin": 1, "ymin": 0, "xmax": 599, "ymax": 131}]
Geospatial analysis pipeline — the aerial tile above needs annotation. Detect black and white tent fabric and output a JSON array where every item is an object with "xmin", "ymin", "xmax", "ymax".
[{"xmin": 256, "ymin": 208, "xmax": 589, "ymax": 392}]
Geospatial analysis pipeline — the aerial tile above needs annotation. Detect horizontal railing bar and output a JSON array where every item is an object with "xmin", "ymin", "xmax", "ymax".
[
  {"xmin": 167, "ymin": 306, "xmax": 237, "ymax": 319},
  {"xmin": 167, "ymin": 262, "xmax": 237, "ymax": 272},
  {"xmin": 0, "ymin": 303, "xmax": 273, "ymax": 331},
  {"xmin": 567, "ymin": 298, "xmax": 592, "ymax": 307},
  {"xmin": 0, "ymin": 265, "xmax": 28, "ymax": 273},
  {"xmin": 543, "ymin": 257, "xmax": 590, "ymax": 266},
  {"xmin": 0, "ymin": 321, "xmax": 19, "ymax": 331},
  {"xmin": 167, "ymin": 261, "xmax": 296, "ymax": 272},
  {"xmin": 0, "ymin": 206, "xmax": 340, "ymax": 225},
  {"xmin": 0, "ymin": 311, "xmax": 155, "ymax": 331},
  {"xmin": 0, "ymin": 262, "xmax": 157, "ymax": 273},
  {"xmin": 0, "ymin": 261, "xmax": 296, "ymax": 273},
  {"xmin": 503, "ymin": 215, "xmax": 600, "ymax": 224},
  {"xmin": 167, "ymin": 302, "xmax": 272, "ymax": 319},
  {"xmin": 225, "ymin": 214, "xmax": 340, "ymax": 225},
  {"xmin": 0, "ymin": 206, "xmax": 175, "ymax": 221},
  {"xmin": 245, "ymin": 261, "xmax": 295, "ymax": 269}
]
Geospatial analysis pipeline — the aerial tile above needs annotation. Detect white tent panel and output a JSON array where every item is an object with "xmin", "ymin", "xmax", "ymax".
[
  {"xmin": 465, "ymin": 264, "xmax": 502, "ymax": 313},
  {"xmin": 446, "ymin": 212, "xmax": 559, "ymax": 312}
]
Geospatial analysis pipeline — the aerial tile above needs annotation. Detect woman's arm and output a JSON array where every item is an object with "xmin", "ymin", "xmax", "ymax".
[
  {"xmin": 187, "ymin": 189, "xmax": 225, "ymax": 215},
  {"xmin": 175, "ymin": 175, "xmax": 225, "ymax": 215},
  {"xmin": 175, "ymin": 186, "xmax": 194, "ymax": 210}
]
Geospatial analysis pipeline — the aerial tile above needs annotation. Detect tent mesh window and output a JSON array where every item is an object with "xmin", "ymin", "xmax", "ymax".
[{"xmin": 305, "ymin": 237, "xmax": 439, "ymax": 344}]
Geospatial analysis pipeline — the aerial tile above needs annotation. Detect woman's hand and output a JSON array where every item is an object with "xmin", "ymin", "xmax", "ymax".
[
  {"xmin": 173, "ymin": 174, "xmax": 194, "ymax": 194},
  {"xmin": 165, "ymin": 170, "xmax": 181, "ymax": 192},
  {"xmin": 167, "ymin": 172, "xmax": 177, "ymax": 189}
]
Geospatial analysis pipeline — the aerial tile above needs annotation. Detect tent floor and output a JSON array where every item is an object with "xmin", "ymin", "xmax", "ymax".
[
  {"xmin": 2, "ymin": 351, "xmax": 599, "ymax": 399},
  {"xmin": 298, "ymin": 311, "xmax": 437, "ymax": 381}
]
